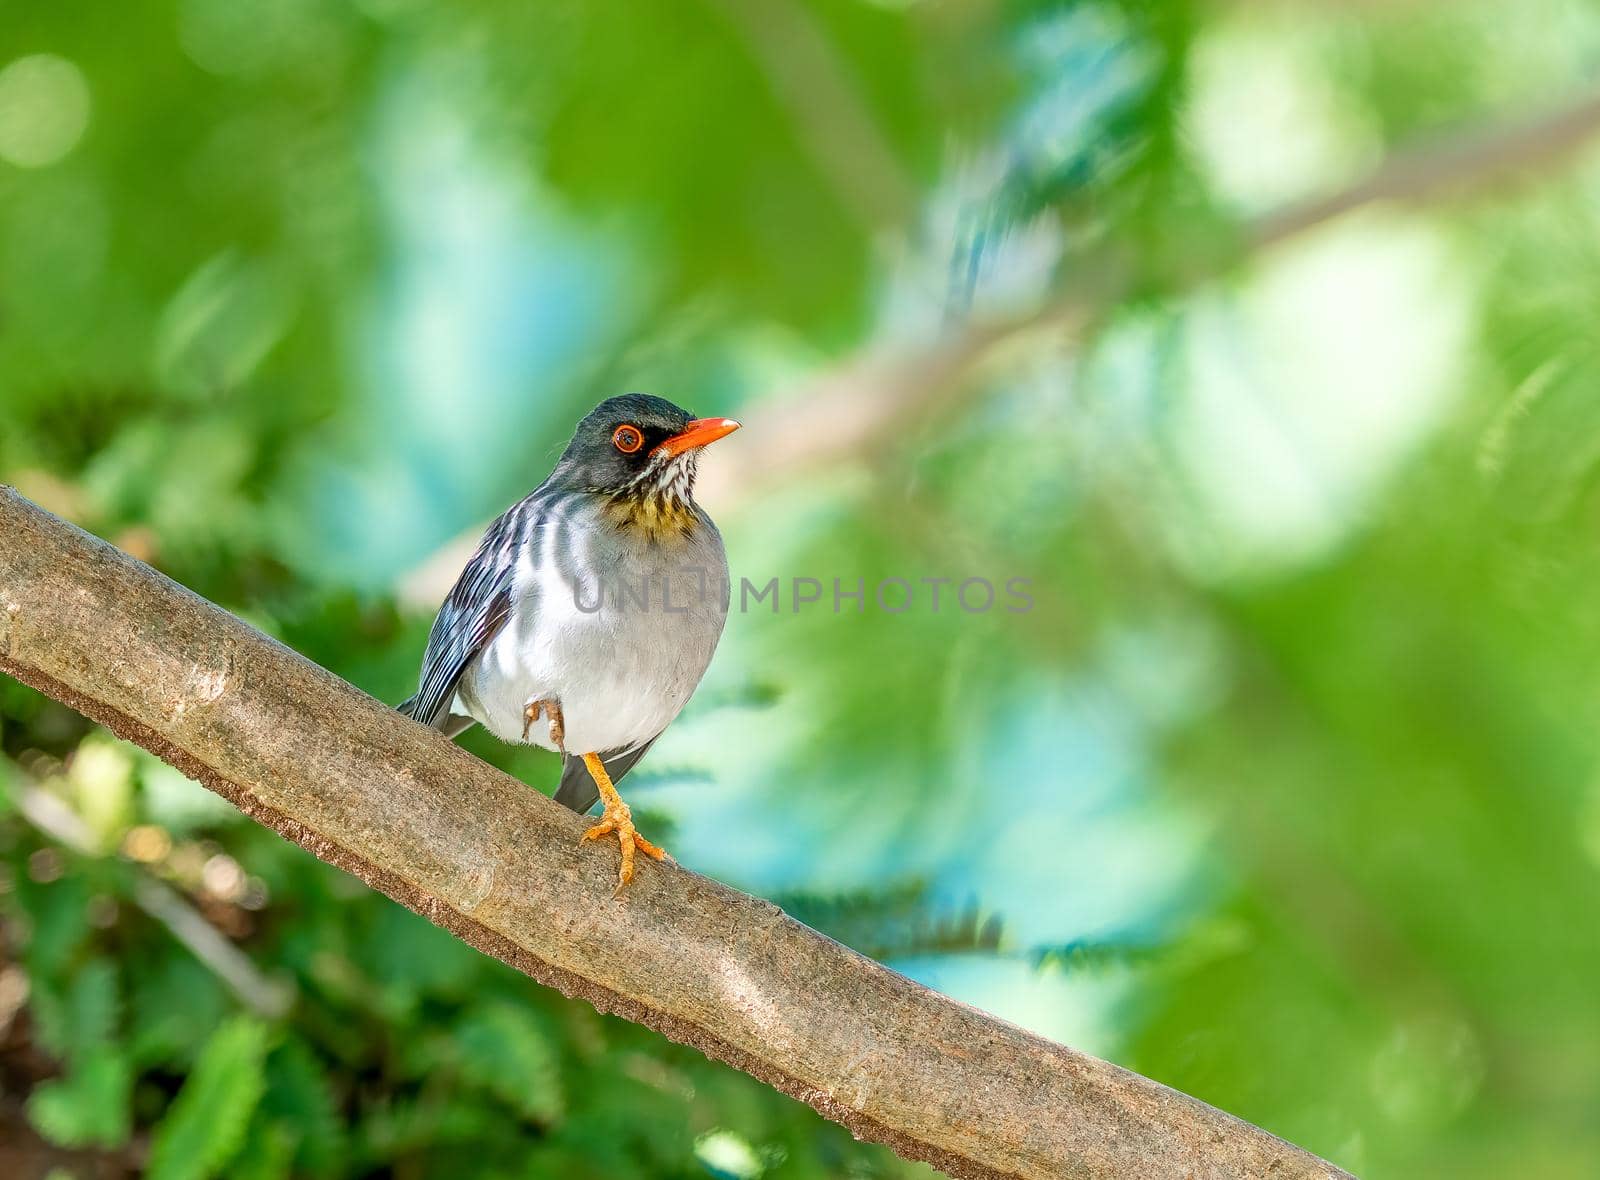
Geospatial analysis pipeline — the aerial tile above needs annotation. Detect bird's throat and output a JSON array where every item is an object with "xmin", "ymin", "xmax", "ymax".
[{"xmin": 604, "ymin": 490, "xmax": 699, "ymax": 541}]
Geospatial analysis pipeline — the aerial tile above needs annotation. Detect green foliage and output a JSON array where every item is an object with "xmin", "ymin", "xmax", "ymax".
[
  {"xmin": 257, "ymin": 1036, "xmax": 345, "ymax": 1174},
  {"xmin": 30, "ymin": 956, "xmax": 118, "ymax": 1063},
  {"xmin": 7, "ymin": 0, "xmax": 1600, "ymax": 1177},
  {"xmin": 146, "ymin": 1017, "xmax": 270, "ymax": 1180},
  {"xmin": 777, "ymin": 881, "xmax": 1002, "ymax": 962},
  {"xmin": 230, "ymin": 1120, "xmax": 297, "ymax": 1180},
  {"xmin": 12, "ymin": 868, "xmax": 95, "ymax": 979},
  {"xmin": 452, "ymin": 1002, "xmax": 563, "ymax": 1125},
  {"xmin": 27, "ymin": 1048, "xmax": 133, "ymax": 1148},
  {"xmin": 127, "ymin": 953, "xmax": 231, "ymax": 1069}
]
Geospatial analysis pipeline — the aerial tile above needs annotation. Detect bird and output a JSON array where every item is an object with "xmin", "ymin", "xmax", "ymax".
[{"xmin": 399, "ymin": 394, "xmax": 739, "ymax": 887}]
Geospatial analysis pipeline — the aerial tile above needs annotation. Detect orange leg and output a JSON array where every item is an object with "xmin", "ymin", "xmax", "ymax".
[
  {"xmin": 523, "ymin": 698, "xmax": 565, "ymax": 750},
  {"xmin": 578, "ymin": 751, "xmax": 666, "ymax": 889}
]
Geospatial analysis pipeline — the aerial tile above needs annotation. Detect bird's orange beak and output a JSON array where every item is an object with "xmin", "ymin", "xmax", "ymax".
[{"xmin": 654, "ymin": 417, "xmax": 741, "ymax": 457}]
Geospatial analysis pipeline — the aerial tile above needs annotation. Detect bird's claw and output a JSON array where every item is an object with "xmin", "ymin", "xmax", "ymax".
[
  {"xmin": 522, "ymin": 697, "xmax": 565, "ymax": 750},
  {"xmin": 582, "ymin": 801, "xmax": 666, "ymax": 889}
]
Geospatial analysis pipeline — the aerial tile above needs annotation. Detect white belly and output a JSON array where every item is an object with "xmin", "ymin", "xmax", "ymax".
[{"xmin": 457, "ymin": 522, "xmax": 727, "ymax": 755}]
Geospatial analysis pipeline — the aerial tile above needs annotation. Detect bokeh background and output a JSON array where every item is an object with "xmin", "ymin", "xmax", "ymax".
[{"xmin": 4, "ymin": 1, "xmax": 1600, "ymax": 1177}]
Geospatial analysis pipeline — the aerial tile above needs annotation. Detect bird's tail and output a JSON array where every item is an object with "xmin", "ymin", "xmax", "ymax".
[
  {"xmin": 553, "ymin": 740, "xmax": 657, "ymax": 815},
  {"xmin": 396, "ymin": 695, "xmax": 476, "ymax": 738}
]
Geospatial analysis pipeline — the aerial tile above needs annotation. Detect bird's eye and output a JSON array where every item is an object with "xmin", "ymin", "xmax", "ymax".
[{"xmin": 612, "ymin": 424, "xmax": 644, "ymax": 454}]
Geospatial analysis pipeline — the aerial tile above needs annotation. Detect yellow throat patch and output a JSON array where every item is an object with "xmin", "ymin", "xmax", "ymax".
[{"xmin": 604, "ymin": 493, "xmax": 699, "ymax": 542}]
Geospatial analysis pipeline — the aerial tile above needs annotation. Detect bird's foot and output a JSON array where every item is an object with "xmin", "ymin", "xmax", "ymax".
[
  {"xmin": 582, "ymin": 799, "xmax": 666, "ymax": 890},
  {"xmin": 522, "ymin": 697, "xmax": 565, "ymax": 750}
]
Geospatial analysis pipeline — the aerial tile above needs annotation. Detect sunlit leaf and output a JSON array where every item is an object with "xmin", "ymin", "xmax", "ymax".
[{"xmin": 146, "ymin": 1017, "xmax": 269, "ymax": 1180}]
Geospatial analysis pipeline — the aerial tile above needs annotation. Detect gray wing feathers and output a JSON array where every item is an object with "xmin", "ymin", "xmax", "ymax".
[
  {"xmin": 553, "ymin": 738, "xmax": 658, "ymax": 814},
  {"xmin": 400, "ymin": 488, "xmax": 660, "ymax": 813},
  {"xmin": 396, "ymin": 700, "xmax": 477, "ymax": 738},
  {"xmin": 437, "ymin": 712, "xmax": 477, "ymax": 738},
  {"xmin": 398, "ymin": 500, "xmax": 531, "ymax": 730}
]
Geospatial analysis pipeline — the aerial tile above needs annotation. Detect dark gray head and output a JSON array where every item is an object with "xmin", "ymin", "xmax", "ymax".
[{"xmin": 550, "ymin": 393, "xmax": 740, "ymax": 503}]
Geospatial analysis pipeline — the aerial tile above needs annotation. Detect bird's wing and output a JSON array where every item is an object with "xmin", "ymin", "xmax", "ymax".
[
  {"xmin": 553, "ymin": 737, "xmax": 660, "ymax": 815},
  {"xmin": 398, "ymin": 499, "xmax": 533, "ymax": 730}
]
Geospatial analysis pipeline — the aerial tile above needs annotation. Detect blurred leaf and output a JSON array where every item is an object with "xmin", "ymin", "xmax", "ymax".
[
  {"xmin": 66, "ymin": 735, "xmax": 135, "ymax": 852},
  {"xmin": 13, "ymin": 871, "xmax": 94, "ymax": 978},
  {"xmin": 775, "ymin": 881, "xmax": 1002, "ymax": 962},
  {"xmin": 259, "ymin": 1035, "xmax": 345, "ymax": 1174},
  {"xmin": 358, "ymin": 899, "xmax": 482, "ymax": 1007},
  {"xmin": 1031, "ymin": 938, "xmax": 1163, "ymax": 973},
  {"xmin": 31, "ymin": 956, "xmax": 118, "ymax": 1064},
  {"xmin": 146, "ymin": 1016, "xmax": 270, "ymax": 1180},
  {"xmin": 231, "ymin": 1119, "xmax": 297, "ymax": 1180},
  {"xmin": 454, "ymin": 1001, "xmax": 563, "ymax": 1124},
  {"xmin": 356, "ymin": 1091, "xmax": 503, "ymax": 1159},
  {"xmin": 27, "ymin": 1046, "xmax": 133, "ymax": 1148},
  {"xmin": 127, "ymin": 953, "xmax": 230, "ymax": 1069},
  {"xmin": 1477, "ymin": 352, "xmax": 1600, "ymax": 521},
  {"xmin": 153, "ymin": 251, "xmax": 294, "ymax": 398},
  {"xmin": 137, "ymin": 752, "xmax": 243, "ymax": 836}
]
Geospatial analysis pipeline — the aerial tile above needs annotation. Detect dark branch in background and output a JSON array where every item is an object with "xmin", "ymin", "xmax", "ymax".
[
  {"xmin": 710, "ymin": 84, "xmax": 1600, "ymax": 500},
  {"xmin": 0, "ymin": 489, "xmax": 1350, "ymax": 1180}
]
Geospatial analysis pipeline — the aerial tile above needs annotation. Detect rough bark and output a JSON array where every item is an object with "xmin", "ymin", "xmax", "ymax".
[{"xmin": 0, "ymin": 488, "xmax": 1353, "ymax": 1180}]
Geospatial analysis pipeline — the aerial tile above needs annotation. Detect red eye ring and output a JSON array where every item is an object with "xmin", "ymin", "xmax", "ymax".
[{"xmin": 612, "ymin": 424, "xmax": 644, "ymax": 454}]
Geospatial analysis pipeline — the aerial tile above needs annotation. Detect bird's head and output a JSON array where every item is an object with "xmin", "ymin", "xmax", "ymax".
[{"xmin": 553, "ymin": 394, "xmax": 739, "ymax": 529}]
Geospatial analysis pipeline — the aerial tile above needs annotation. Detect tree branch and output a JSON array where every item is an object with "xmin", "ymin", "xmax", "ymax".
[
  {"xmin": 1248, "ymin": 88, "xmax": 1600, "ymax": 249},
  {"xmin": 403, "ymin": 84, "xmax": 1600, "ymax": 607},
  {"xmin": 721, "ymin": 84, "xmax": 1600, "ymax": 498},
  {"xmin": 0, "ymin": 488, "xmax": 1349, "ymax": 1180}
]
